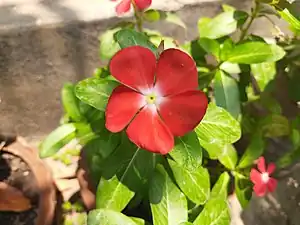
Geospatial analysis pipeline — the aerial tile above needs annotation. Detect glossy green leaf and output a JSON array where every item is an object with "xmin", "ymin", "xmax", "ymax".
[
  {"xmin": 195, "ymin": 103, "xmax": 241, "ymax": 158},
  {"xmin": 99, "ymin": 28, "xmax": 121, "ymax": 60},
  {"xmin": 238, "ymin": 133, "xmax": 265, "ymax": 169},
  {"xmin": 168, "ymin": 160, "xmax": 210, "ymax": 205},
  {"xmin": 96, "ymin": 175, "xmax": 135, "ymax": 211},
  {"xmin": 234, "ymin": 173, "xmax": 252, "ymax": 209},
  {"xmin": 97, "ymin": 137, "xmax": 156, "ymax": 211},
  {"xmin": 251, "ymin": 62, "xmax": 276, "ymax": 91},
  {"xmin": 260, "ymin": 115, "xmax": 290, "ymax": 137},
  {"xmin": 39, "ymin": 123, "xmax": 76, "ymax": 158},
  {"xmin": 198, "ymin": 38, "xmax": 220, "ymax": 58},
  {"xmin": 88, "ymin": 209, "xmax": 136, "ymax": 225},
  {"xmin": 179, "ymin": 223, "xmax": 193, "ymax": 225},
  {"xmin": 131, "ymin": 217, "xmax": 150, "ymax": 225},
  {"xmin": 220, "ymin": 38, "xmax": 234, "ymax": 61},
  {"xmin": 61, "ymin": 83, "xmax": 83, "ymax": 122},
  {"xmin": 214, "ymin": 70, "xmax": 241, "ymax": 119},
  {"xmin": 198, "ymin": 11, "xmax": 237, "ymax": 39},
  {"xmin": 149, "ymin": 165, "xmax": 188, "ymax": 225},
  {"xmin": 75, "ymin": 77, "xmax": 118, "ymax": 111},
  {"xmin": 278, "ymin": 8, "xmax": 300, "ymax": 33},
  {"xmin": 220, "ymin": 62, "xmax": 241, "ymax": 74},
  {"xmin": 169, "ymin": 131, "xmax": 202, "ymax": 171},
  {"xmin": 210, "ymin": 172, "xmax": 230, "ymax": 199},
  {"xmin": 218, "ymin": 144, "xmax": 238, "ymax": 170},
  {"xmin": 84, "ymin": 132, "xmax": 121, "ymax": 182},
  {"xmin": 226, "ymin": 42, "xmax": 286, "ymax": 64},
  {"xmin": 114, "ymin": 29, "xmax": 158, "ymax": 55},
  {"xmin": 143, "ymin": 9, "xmax": 161, "ymax": 22},
  {"xmin": 193, "ymin": 197, "xmax": 230, "ymax": 225}
]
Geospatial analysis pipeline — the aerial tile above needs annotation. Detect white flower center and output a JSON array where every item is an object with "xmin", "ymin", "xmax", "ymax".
[
  {"xmin": 261, "ymin": 172, "xmax": 270, "ymax": 183},
  {"xmin": 141, "ymin": 87, "xmax": 164, "ymax": 109}
]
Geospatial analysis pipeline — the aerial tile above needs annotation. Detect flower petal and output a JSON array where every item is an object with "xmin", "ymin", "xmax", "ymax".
[
  {"xmin": 257, "ymin": 156, "xmax": 266, "ymax": 173},
  {"xmin": 110, "ymin": 46, "xmax": 156, "ymax": 92},
  {"xmin": 115, "ymin": 0, "xmax": 131, "ymax": 14},
  {"xmin": 267, "ymin": 163, "xmax": 276, "ymax": 175},
  {"xmin": 105, "ymin": 85, "xmax": 146, "ymax": 133},
  {"xmin": 267, "ymin": 178, "xmax": 277, "ymax": 193},
  {"xmin": 253, "ymin": 183, "xmax": 267, "ymax": 197},
  {"xmin": 250, "ymin": 168, "xmax": 262, "ymax": 185},
  {"xmin": 155, "ymin": 48, "xmax": 198, "ymax": 96},
  {"xmin": 126, "ymin": 106, "xmax": 174, "ymax": 154},
  {"xmin": 158, "ymin": 91, "xmax": 208, "ymax": 136},
  {"xmin": 135, "ymin": 0, "xmax": 152, "ymax": 10}
]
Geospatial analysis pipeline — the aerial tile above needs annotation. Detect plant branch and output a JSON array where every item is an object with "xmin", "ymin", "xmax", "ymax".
[
  {"xmin": 132, "ymin": 0, "xmax": 143, "ymax": 32},
  {"xmin": 239, "ymin": 1, "xmax": 260, "ymax": 42}
]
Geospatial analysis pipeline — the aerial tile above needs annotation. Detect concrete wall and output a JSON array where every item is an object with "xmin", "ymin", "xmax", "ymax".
[{"xmin": 0, "ymin": 0, "xmax": 288, "ymax": 141}]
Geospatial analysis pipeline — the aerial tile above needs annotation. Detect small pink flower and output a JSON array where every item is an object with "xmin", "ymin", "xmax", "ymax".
[
  {"xmin": 250, "ymin": 156, "xmax": 277, "ymax": 197},
  {"xmin": 111, "ymin": 0, "xmax": 152, "ymax": 15}
]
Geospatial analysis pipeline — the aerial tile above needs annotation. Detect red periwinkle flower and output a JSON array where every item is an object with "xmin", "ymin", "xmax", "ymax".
[
  {"xmin": 111, "ymin": 0, "xmax": 152, "ymax": 15},
  {"xmin": 105, "ymin": 46, "xmax": 208, "ymax": 154},
  {"xmin": 250, "ymin": 156, "xmax": 278, "ymax": 197}
]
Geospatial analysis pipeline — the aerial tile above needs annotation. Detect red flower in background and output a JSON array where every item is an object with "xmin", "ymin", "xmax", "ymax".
[
  {"xmin": 250, "ymin": 156, "xmax": 277, "ymax": 197},
  {"xmin": 111, "ymin": 0, "xmax": 152, "ymax": 15},
  {"xmin": 105, "ymin": 46, "xmax": 208, "ymax": 154}
]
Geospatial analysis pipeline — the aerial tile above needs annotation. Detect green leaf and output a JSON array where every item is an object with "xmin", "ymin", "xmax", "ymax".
[
  {"xmin": 251, "ymin": 62, "xmax": 276, "ymax": 91},
  {"xmin": 75, "ymin": 77, "xmax": 118, "ymax": 111},
  {"xmin": 99, "ymin": 28, "xmax": 121, "ymax": 60},
  {"xmin": 234, "ymin": 173, "xmax": 252, "ymax": 208},
  {"xmin": 222, "ymin": 4, "xmax": 235, "ymax": 12},
  {"xmin": 214, "ymin": 70, "xmax": 241, "ymax": 119},
  {"xmin": 149, "ymin": 165, "xmax": 188, "ymax": 225},
  {"xmin": 169, "ymin": 131, "xmax": 202, "ymax": 171},
  {"xmin": 225, "ymin": 42, "xmax": 286, "ymax": 64},
  {"xmin": 39, "ymin": 124, "xmax": 76, "ymax": 158},
  {"xmin": 179, "ymin": 223, "xmax": 193, "ymax": 225},
  {"xmin": 193, "ymin": 198, "xmax": 230, "ymax": 225},
  {"xmin": 114, "ymin": 29, "xmax": 158, "ymax": 55},
  {"xmin": 238, "ymin": 133, "xmax": 265, "ymax": 169},
  {"xmin": 168, "ymin": 160, "xmax": 210, "ymax": 205},
  {"xmin": 195, "ymin": 103, "xmax": 241, "ymax": 158},
  {"xmin": 260, "ymin": 115, "xmax": 290, "ymax": 137},
  {"xmin": 143, "ymin": 9, "xmax": 161, "ymax": 22},
  {"xmin": 198, "ymin": 38, "xmax": 220, "ymax": 58},
  {"xmin": 96, "ymin": 175, "xmax": 135, "ymax": 211},
  {"xmin": 130, "ymin": 217, "xmax": 150, "ymax": 225},
  {"xmin": 98, "ymin": 135, "xmax": 156, "ymax": 211},
  {"xmin": 220, "ymin": 62, "xmax": 241, "ymax": 74},
  {"xmin": 165, "ymin": 12, "xmax": 186, "ymax": 29},
  {"xmin": 88, "ymin": 209, "xmax": 136, "ymax": 225},
  {"xmin": 210, "ymin": 172, "xmax": 230, "ymax": 199},
  {"xmin": 218, "ymin": 144, "xmax": 238, "ymax": 170},
  {"xmin": 220, "ymin": 38, "xmax": 234, "ymax": 62},
  {"xmin": 84, "ymin": 132, "xmax": 121, "ymax": 182},
  {"xmin": 61, "ymin": 83, "xmax": 83, "ymax": 122},
  {"xmin": 278, "ymin": 8, "xmax": 300, "ymax": 33},
  {"xmin": 276, "ymin": 146, "xmax": 300, "ymax": 169},
  {"xmin": 198, "ymin": 11, "xmax": 237, "ymax": 39}
]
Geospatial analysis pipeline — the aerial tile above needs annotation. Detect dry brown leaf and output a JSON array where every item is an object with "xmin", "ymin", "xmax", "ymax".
[{"xmin": 0, "ymin": 182, "xmax": 31, "ymax": 212}]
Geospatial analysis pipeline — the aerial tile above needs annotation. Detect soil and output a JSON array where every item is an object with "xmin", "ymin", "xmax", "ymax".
[{"xmin": 0, "ymin": 152, "xmax": 39, "ymax": 225}]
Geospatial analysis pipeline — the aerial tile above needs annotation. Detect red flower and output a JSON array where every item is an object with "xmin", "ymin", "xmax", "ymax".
[
  {"xmin": 111, "ymin": 0, "xmax": 152, "ymax": 15},
  {"xmin": 250, "ymin": 156, "xmax": 277, "ymax": 197},
  {"xmin": 105, "ymin": 46, "xmax": 208, "ymax": 154}
]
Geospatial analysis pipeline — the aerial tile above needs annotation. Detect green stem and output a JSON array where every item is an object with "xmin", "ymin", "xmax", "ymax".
[
  {"xmin": 132, "ymin": 0, "xmax": 143, "ymax": 32},
  {"xmin": 239, "ymin": 1, "xmax": 260, "ymax": 42}
]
